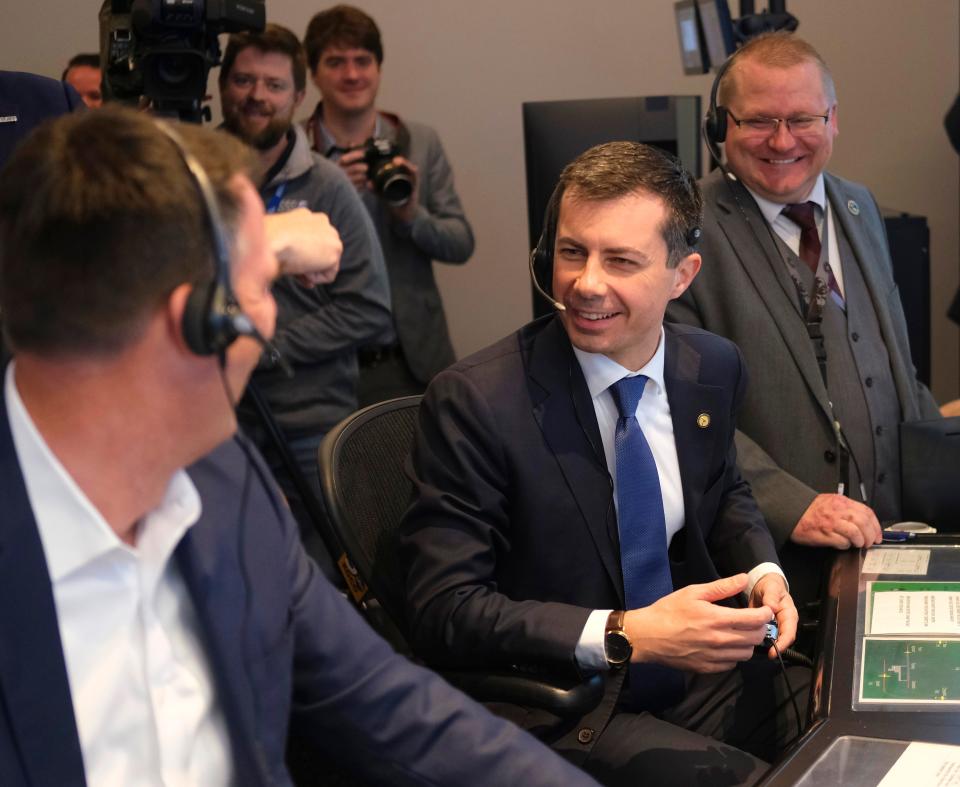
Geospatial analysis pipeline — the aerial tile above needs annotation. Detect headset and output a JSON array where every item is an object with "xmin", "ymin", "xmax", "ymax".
[
  {"xmin": 704, "ymin": 48, "xmax": 738, "ymax": 151},
  {"xmin": 155, "ymin": 121, "xmax": 268, "ymax": 361},
  {"xmin": 529, "ymin": 168, "xmax": 703, "ymax": 312},
  {"xmin": 699, "ymin": 50, "xmax": 867, "ymax": 507}
]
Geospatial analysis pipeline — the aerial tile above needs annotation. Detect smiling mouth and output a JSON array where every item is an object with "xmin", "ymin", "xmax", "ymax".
[
  {"xmin": 240, "ymin": 104, "xmax": 272, "ymax": 118},
  {"xmin": 572, "ymin": 308, "xmax": 618, "ymax": 322},
  {"xmin": 763, "ymin": 157, "xmax": 802, "ymax": 165}
]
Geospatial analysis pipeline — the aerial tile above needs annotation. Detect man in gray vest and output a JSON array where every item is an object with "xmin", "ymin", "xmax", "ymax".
[{"xmin": 667, "ymin": 32, "xmax": 941, "ymax": 606}]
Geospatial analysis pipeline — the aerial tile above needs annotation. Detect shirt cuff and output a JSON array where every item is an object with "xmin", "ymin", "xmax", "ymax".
[
  {"xmin": 746, "ymin": 562, "xmax": 788, "ymax": 600},
  {"xmin": 575, "ymin": 608, "xmax": 613, "ymax": 672}
]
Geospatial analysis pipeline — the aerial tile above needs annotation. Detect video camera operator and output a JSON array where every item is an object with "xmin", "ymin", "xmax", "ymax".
[{"xmin": 304, "ymin": 4, "xmax": 475, "ymax": 406}]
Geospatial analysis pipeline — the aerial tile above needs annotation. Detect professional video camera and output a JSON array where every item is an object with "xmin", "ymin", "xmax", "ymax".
[
  {"xmin": 99, "ymin": 0, "xmax": 265, "ymax": 123},
  {"xmin": 360, "ymin": 137, "xmax": 414, "ymax": 207}
]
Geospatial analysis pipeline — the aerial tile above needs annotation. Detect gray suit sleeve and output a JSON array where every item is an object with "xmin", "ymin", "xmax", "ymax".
[
  {"xmin": 869, "ymin": 195, "xmax": 941, "ymax": 420},
  {"xmin": 734, "ymin": 430, "xmax": 816, "ymax": 548},
  {"xmin": 392, "ymin": 125, "xmax": 474, "ymax": 264}
]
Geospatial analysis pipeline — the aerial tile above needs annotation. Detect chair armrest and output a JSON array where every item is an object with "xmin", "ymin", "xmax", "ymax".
[{"xmin": 443, "ymin": 669, "xmax": 605, "ymax": 718}]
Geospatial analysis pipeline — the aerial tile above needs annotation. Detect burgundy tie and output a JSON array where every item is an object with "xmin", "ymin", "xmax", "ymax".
[
  {"xmin": 781, "ymin": 202, "xmax": 821, "ymax": 274},
  {"xmin": 782, "ymin": 201, "xmax": 843, "ymax": 305}
]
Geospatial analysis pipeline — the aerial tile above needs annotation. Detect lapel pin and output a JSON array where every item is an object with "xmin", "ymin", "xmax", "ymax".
[
  {"xmin": 697, "ymin": 413, "xmax": 711, "ymax": 429},
  {"xmin": 847, "ymin": 199, "xmax": 860, "ymax": 216}
]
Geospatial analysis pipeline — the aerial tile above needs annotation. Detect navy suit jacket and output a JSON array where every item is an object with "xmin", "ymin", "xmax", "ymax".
[
  {"xmin": 0, "ymin": 384, "xmax": 597, "ymax": 786},
  {"xmin": 0, "ymin": 71, "xmax": 82, "ymax": 171},
  {"xmin": 401, "ymin": 317, "xmax": 779, "ymax": 744}
]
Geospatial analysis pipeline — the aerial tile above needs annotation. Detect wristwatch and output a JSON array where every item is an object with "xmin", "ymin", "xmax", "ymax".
[{"xmin": 603, "ymin": 610, "xmax": 632, "ymax": 668}]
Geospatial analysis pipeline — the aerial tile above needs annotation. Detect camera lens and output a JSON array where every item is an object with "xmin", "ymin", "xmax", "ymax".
[
  {"xmin": 373, "ymin": 161, "xmax": 413, "ymax": 207},
  {"xmin": 156, "ymin": 53, "xmax": 195, "ymax": 86}
]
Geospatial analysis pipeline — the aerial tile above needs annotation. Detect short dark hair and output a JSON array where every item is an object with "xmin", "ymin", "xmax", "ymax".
[
  {"xmin": 219, "ymin": 23, "xmax": 307, "ymax": 93},
  {"xmin": 61, "ymin": 52, "xmax": 100, "ymax": 81},
  {"xmin": 304, "ymin": 5, "xmax": 383, "ymax": 73},
  {"xmin": 556, "ymin": 142, "xmax": 702, "ymax": 268},
  {"xmin": 0, "ymin": 106, "xmax": 255, "ymax": 357}
]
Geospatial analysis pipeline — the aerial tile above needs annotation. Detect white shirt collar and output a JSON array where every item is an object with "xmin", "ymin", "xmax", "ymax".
[
  {"xmin": 572, "ymin": 326, "xmax": 667, "ymax": 402},
  {"xmin": 743, "ymin": 173, "xmax": 827, "ymax": 225},
  {"xmin": 4, "ymin": 362, "xmax": 201, "ymax": 583}
]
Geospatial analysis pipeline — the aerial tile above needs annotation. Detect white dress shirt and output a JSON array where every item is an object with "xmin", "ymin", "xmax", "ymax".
[
  {"xmin": 744, "ymin": 174, "xmax": 845, "ymax": 297},
  {"xmin": 572, "ymin": 330, "xmax": 784, "ymax": 670},
  {"xmin": 5, "ymin": 364, "xmax": 233, "ymax": 786}
]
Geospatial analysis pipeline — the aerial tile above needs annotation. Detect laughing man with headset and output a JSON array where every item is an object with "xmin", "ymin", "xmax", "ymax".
[{"xmin": 667, "ymin": 32, "xmax": 941, "ymax": 607}]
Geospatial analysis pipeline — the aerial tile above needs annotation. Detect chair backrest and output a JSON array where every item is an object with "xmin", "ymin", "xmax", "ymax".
[{"xmin": 318, "ymin": 395, "xmax": 422, "ymax": 629}]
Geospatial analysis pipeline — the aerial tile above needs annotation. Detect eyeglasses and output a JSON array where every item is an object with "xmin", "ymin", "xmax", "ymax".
[{"xmin": 727, "ymin": 109, "xmax": 831, "ymax": 139}]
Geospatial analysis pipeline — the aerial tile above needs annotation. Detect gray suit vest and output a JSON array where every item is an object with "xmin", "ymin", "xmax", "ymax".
[{"xmin": 775, "ymin": 210, "xmax": 902, "ymax": 520}]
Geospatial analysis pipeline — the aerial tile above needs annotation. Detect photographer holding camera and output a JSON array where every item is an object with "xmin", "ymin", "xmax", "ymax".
[{"xmin": 305, "ymin": 5, "xmax": 475, "ymax": 405}]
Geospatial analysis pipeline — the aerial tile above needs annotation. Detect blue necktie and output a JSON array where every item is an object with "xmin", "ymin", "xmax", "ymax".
[{"xmin": 610, "ymin": 375, "xmax": 684, "ymax": 711}]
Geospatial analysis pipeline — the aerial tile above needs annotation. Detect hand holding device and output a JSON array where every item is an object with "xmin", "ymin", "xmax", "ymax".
[{"xmin": 624, "ymin": 573, "xmax": 773, "ymax": 673}]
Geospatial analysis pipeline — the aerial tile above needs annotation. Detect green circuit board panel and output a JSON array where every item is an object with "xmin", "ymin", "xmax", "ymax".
[{"xmin": 860, "ymin": 638, "xmax": 960, "ymax": 704}]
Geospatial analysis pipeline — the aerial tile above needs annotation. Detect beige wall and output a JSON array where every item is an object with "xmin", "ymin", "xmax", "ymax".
[{"xmin": 5, "ymin": 1, "xmax": 958, "ymax": 400}]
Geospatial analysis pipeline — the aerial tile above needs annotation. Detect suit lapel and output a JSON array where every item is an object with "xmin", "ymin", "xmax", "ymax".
[
  {"xmin": 713, "ymin": 174, "xmax": 801, "ymax": 317},
  {"xmin": 711, "ymin": 174, "xmax": 834, "ymax": 419},
  {"xmin": 662, "ymin": 331, "xmax": 727, "ymax": 538},
  {"xmin": 175, "ymin": 491, "xmax": 268, "ymax": 786},
  {"xmin": 0, "ymin": 390, "xmax": 87, "ymax": 785},
  {"xmin": 526, "ymin": 318, "xmax": 624, "ymax": 603},
  {"xmin": 825, "ymin": 175, "xmax": 917, "ymax": 419}
]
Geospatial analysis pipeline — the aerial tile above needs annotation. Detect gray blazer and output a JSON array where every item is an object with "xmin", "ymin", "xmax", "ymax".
[
  {"xmin": 362, "ymin": 119, "xmax": 474, "ymax": 382},
  {"xmin": 667, "ymin": 168, "xmax": 939, "ymax": 546},
  {"xmin": 307, "ymin": 107, "xmax": 475, "ymax": 383}
]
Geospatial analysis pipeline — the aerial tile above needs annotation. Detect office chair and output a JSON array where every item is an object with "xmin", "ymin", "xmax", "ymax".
[{"xmin": 318, "ymin": 395, "xmax": 604, "ymax": 717}]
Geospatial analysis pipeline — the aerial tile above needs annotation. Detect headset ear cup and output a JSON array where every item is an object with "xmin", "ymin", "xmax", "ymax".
[
  {"xmin": 533, "ymin": 185, "xmax": 561, "ymax": 298},
  {"xmin": 705, "ymin": 109, "xmax": 718, "ymax": 144},
  {"xmin": 713, "ymin": 107, "xmax": 728, "ymax": 144},
  {"xmin": 182, "ymin": 282, "xmax": 216, "ymax": 356}
]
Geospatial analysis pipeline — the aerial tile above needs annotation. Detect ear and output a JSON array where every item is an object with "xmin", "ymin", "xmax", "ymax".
[
  {"xmin": 829, "ymin": 102, "xmax": 839, "ymax": 138},
  {"xmin": 166, "ymin": 282, "xmax": 196, "ymax": 354},
  {"xmin": 670, "ymin": 253, "xmax": 702, "ymax": 300}
]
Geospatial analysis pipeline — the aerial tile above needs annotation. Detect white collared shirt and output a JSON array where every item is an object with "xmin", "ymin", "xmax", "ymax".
[
  {"xmin": 572, "ymin": 331, "xmax": 783, "ymax": 670},
  {"xmin": 5, "ymin": 364, "xmax": 233, "ymax": 786},
  {"xmin": 744, "ymin": 174, "xmax": 845, "ymax": 296}
]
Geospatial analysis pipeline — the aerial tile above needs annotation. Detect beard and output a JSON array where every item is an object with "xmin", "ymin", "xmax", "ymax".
[{"xmin": 222, "ymin": 99, "xmax": 292, "ymax": 151}]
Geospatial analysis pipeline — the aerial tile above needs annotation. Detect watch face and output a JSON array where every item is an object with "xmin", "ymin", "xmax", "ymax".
[{"xmin": 605, "ymin": 631, "xmax": 632, "ymax": 665}]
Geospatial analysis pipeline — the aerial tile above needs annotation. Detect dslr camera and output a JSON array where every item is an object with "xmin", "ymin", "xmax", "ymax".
[
  {"xmin": 360, "ymin": 137, "xmax": 414, "ymax": 207},
  {"xmin": 100, "ymin": 0, "xmax": 265, "ymax": 123}
]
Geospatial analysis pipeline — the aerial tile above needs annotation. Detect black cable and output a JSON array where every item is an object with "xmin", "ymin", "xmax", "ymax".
[{"xmin": 771, "ymin": 639, "xmax": 804, "ymax": 742}]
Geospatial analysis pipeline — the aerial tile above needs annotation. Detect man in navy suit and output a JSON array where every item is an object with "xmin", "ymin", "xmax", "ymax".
[
  {"xmin": 402, "ymin": 142, "xmax": 806, "ymax": 786},
  {"xmin": 0, "ymin": 105, "xmax": 596, "ymax": 786},
  {"xmin": 0, "ymin": 70, "xmax": 82, "ymax": 366},
  {"xmin": 0, "ymin": 70, "xmax": 82, "ymax": 170}
]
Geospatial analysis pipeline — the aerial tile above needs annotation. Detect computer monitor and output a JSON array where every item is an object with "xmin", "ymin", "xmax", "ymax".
[
  {"xmin": 522, "ymin": 95, "xmax": 702, "ymax": 317},
  {"xmin": 674, "ymin": 0, "xmax": 708, "ymax": 75},
  {"xmin": 900, "ymin": 416, "xmax": 960, "ymax": 531},
  {"xmin": 696, "ymin": 0, "xmax": 736, "ymax": 69}
]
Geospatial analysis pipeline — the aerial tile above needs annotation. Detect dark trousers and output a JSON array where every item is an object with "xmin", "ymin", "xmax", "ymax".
[
  {"xmin": 357, "ymin": 348, "xmax": 425, "ymax": 408},
  {"xmin": 563, "ymin": 658, "xmax": 809, "ymax": 787}
]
